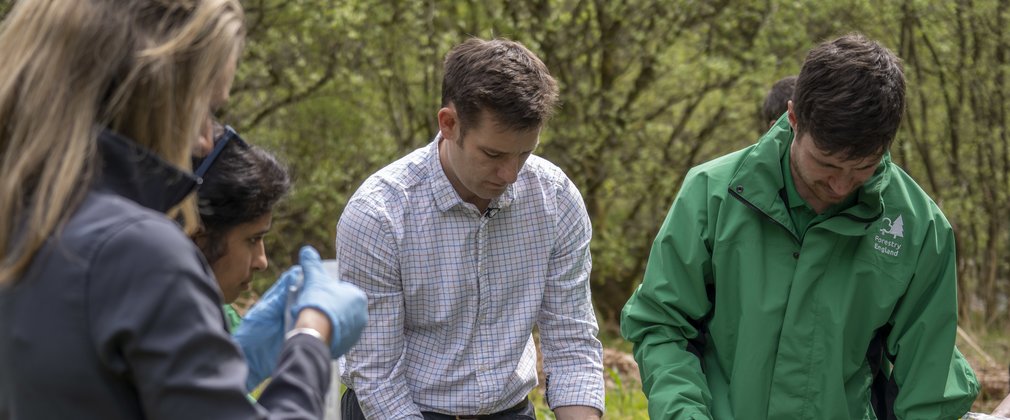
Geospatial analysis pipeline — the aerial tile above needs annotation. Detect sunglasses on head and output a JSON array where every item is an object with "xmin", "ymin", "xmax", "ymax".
[{"xmin": 194, "ymin": 121, "xmax": 249, "ymax": 179}]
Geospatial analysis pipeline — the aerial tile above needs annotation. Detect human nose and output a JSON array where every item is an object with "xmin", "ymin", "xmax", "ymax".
[
  {"xmin": 827, "ymin": 175, "xmax": 854, "ymax": 197},
  {"xmin": 252, "ymin": 242, "xmax": 268, "ymax": 272},
  {"xmin": 497, "ymin": 158, "xmax": 521, "ymax": 184}
]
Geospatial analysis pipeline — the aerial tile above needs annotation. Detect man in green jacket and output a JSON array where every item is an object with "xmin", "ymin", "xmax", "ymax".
[{"xmin": 621, "ymin": 33, "xmax": 979, "ymax": 419}]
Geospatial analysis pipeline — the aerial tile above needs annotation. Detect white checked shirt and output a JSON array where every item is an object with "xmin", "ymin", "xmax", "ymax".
[{"xmin": 337, "ymin": 136, "xmax": 605, "ymax": 419}]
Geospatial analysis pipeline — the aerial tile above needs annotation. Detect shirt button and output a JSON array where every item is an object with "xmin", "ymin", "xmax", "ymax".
[{"xmin": 792, "ymin": 251, "xmax": 800, "ymax": 259}]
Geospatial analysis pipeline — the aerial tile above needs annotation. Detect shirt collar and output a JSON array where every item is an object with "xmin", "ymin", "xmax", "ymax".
[
  {"xmin": 428, "ymin": 132, "xmax": 517, "ymax": 214},
  {"xmin": 430, "ymin": 133, "xmax": 462, "ymax": 213}
]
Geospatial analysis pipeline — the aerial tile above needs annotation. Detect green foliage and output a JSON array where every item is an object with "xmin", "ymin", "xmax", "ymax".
[
  {"xmin": 2, "ymin": 0, "xmax": 1004, "ymax": 413},
  {"xmin": 605, "ymin": 368, "xmax": 651, "ymax": 419},
  {"xmin": 232, "ymin": 0, "xmax": 1010, "ymax": 330}
]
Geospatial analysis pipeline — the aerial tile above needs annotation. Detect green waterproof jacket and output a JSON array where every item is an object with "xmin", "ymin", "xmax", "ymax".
[{"xmin": 621, "ymin": 120, "xmax": 979, "ymax": 419}]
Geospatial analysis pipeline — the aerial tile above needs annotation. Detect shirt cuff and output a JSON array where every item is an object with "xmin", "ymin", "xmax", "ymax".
[{"xmin": 545, "ymin": 371, "xmax": 606, "ymax": 413}]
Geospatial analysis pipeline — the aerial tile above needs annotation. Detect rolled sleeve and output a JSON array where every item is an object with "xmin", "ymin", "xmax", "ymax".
[{"xmin": 537, "ymin": 179, "xmax": 605, "ymax": 412}]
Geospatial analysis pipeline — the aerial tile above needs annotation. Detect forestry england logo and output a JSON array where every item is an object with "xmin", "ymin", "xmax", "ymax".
[{"xmin": 874, "ymin": 214, "xmax": 904, "ymax": 256}]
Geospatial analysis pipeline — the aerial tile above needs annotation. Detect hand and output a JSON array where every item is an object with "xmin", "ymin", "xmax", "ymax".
[
  {"xmin": 292, "ymin": 246, "xmax": 368, "ymax": 358},
  {"xmin": 232, "ymin": 266, "xmax": 298, "ymax": 391}
]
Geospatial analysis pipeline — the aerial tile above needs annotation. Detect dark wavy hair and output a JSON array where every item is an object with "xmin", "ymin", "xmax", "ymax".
[
  {"xmin": 192, "ymin": 138, "xmax": 290, "ymax": 264},
  {"xmin": 793, "ymin": 33, "xmax": 905, "ymax": 160},
  {"xmin": 762, "ymin": 75, "xmax": 796, "ymax": 125}
]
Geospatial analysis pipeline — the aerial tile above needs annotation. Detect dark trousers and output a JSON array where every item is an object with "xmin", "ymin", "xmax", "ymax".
[{"xmin": 341, "ymin": 388, "xmax": 536, "ymax": 420}]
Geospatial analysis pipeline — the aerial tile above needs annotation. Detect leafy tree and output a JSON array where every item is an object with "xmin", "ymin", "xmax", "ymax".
[
  {"xmin": 221, "ymin": 0, "xmax": 1007, "ymax": 329},
  {"xmin": 2, "ymin": 0, "xmax": 1005, "ymax": 331}
]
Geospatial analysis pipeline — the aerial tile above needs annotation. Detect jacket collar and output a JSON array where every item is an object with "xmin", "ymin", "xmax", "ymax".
[
  {"xmin": 728, "ymin": 119, "xmax": 889, "ymax": 236},
  {"xmin": 95, "ymin": 130, "xmax": 199, "ymax": 213}
]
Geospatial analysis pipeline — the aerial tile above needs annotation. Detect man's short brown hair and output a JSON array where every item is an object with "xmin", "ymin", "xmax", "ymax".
[
  {"xmin": 441, "ymin": 38, "xmax": 559, "ymax": 135},
  {"xmin": 793, "ymin": 33, "xmax": 905, "ymax": 160}
]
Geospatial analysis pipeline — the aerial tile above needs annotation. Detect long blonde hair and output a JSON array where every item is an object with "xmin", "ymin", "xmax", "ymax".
[{"xmin": 0, "ymin": 0, "xmax": 245, "ymax": 286}]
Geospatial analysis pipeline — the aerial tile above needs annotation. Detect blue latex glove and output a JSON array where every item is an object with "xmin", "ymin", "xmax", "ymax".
[
  {"xmin": 292, "ymin": 246, "xmax": 368, "ymax": 358},
  {"xmin": 232, "ymin": 266, "xmax": 299, "ymax": 391}
]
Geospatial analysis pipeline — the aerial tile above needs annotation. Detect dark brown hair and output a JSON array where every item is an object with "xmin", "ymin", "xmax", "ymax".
[
  {"xmin": 762, "ymin": 75, "xmax": 797, "ymax": 125},
  {"xmin": 441, "ymin": 38, "xmax": 559, "ymax": 136},
  {"xmin": 192, "ymin": 139, "xmax": 290, "ymax": 263},
  {"xmin": 793, "ymin": 33, "xmax": 905, "ymax": 160}
]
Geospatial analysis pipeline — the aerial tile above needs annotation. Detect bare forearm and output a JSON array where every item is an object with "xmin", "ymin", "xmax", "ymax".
[{"xmin": 554, "ymin": 405, "xmax": 602, "ymax": 420}]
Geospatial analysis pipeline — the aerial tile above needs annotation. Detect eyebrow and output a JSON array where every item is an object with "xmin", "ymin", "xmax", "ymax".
[
  {"xmin": 811, "ymin": 152, "xmax": 879, "ymax": 170},
  {"xmin": 811, "ymin": 154, "xmax": 841, "ymax": 169},
  {"xmin": 480, "ymin": 145, "xmax": 537, "ymax": 155},
  {"xmin": 480, "ymin": 147, "xmax": 502, "ymax": 155}
]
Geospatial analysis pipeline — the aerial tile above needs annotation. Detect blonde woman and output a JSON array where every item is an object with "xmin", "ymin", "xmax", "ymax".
[{"xmin": 0, "ymin": 1, "xmax": 366, "ymax": 418}]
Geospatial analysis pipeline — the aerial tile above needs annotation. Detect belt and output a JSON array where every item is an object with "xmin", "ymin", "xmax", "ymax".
[{"xmin": 421, "ymin": 397, "xmax": 530, "ymax": 420}]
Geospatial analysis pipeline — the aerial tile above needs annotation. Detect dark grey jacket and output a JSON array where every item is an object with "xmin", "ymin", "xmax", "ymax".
[{"xmin": 0, "ymin": 131, "xmax": 330, "ymax": 419}]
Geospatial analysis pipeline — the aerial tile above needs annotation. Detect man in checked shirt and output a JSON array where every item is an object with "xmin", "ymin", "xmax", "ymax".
[{"xmin": 336, "ymin": 37, "xmax": 605, "ymax": 419}]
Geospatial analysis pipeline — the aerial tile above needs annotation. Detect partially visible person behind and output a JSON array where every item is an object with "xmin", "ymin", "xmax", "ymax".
[
  {"xmin": 338, "ymin": 38, "xmax": 605, "ymax": 420},
  {"xmin": 761, "ymin": 75, "xmax": 797, "ymax": 129},
  {"xmin": 622, "ymin": 33, "xmax": 978, "ymax": 419},
  {"xmin": 191, "ymin": 122, "xmax": 291, "ymax": 331},
  {"xmin": 0, "ymin": 0, "xmax": 366, "ymax": 418}
]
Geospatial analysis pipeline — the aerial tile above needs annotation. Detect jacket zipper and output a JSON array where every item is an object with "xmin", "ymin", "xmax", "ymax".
[{"xmin": 728, "ymin": 187, "xmax": 801, "ymax": 245}]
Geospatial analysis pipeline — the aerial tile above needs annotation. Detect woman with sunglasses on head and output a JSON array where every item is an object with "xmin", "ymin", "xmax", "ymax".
[
  {"xmin": 191, "ymin": 123, "xmax": 288, "ymax": 329},
  {"xmin": 192, "ymin": 124, "xmax": 315, "ymax": 392},
  {"xmin": 0, "ymin": 1, "xmax": 366, "ymax": 418}
]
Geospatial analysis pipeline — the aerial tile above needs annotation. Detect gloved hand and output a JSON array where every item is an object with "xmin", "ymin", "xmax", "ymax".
[
  {"xmin": 292, "ymin": 246, "xmax": 368, "ymax": 358},
  {"xmin": 232, "ymin": 266, "xmax": 299, "ymax": 391}
]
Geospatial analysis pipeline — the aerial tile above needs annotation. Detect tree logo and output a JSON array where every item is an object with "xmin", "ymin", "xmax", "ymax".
[
  {"xmin": 879, "ymin": 215, "xmax": 904, "ymax": 239},
  {"xmin": 874, "ymin": 214, "xmax": 904, "ymax": 257}
]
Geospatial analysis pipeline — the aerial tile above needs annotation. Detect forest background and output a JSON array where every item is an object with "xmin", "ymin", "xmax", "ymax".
[
  {"xmin": 218, "ymin": 0, "xmax": 1010, "ymax": 332},
  {"xmin": 4, "ymin": 0, "xmax": 1007, "ymax": 417}
]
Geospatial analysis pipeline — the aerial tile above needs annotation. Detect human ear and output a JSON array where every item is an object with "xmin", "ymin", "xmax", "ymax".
[{"xmin": 437, "ymin": 105, "xmax": 459, "ymax": 142}]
